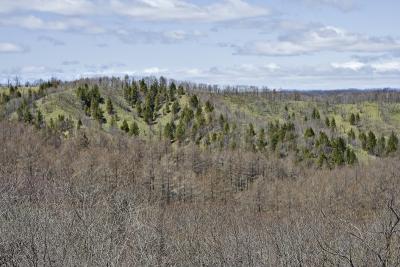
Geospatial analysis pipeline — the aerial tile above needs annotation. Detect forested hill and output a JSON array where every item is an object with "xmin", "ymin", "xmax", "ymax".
[{"xmin": 1, "ymin": 76, "xmax": 399, "ymax": 169}]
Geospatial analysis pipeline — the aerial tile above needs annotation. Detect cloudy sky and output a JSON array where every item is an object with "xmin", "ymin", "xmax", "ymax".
[{"xmin": 0, "ymin": 0, "xmax": 399, "ymax": 89}]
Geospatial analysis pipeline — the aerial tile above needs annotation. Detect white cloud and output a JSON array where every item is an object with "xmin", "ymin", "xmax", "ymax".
[
  {"xmin": 110, "ymin": 0, "xmax": 268, "ymax": 22},
  {"xmin": 332, "ymin": 61, "xmax": 365, "ymax": 71},
  {"xmin": 237, "ymin": 26, "xmax": 400, "ymax": 56},
  {"xmin": 371, "ymin": 62, "xmax": 400, "ymax": 73},
  {"xmin": 143, "ymin": 67, "xmax": 168, "ymax": 74},
  {"xmin": 0, "ymin": 15, "xmax": 105, "ymax": 33},
  {"xmin": 0, "ymin": 0, "xmax": 95, "ymax": 15},
  {"xmin": 0, "ymin": 0, "xmax": 268, "ymax": 22},
  {"xmin": 0, "ymin": 42, "xmax": 24, "ymax": 53}
]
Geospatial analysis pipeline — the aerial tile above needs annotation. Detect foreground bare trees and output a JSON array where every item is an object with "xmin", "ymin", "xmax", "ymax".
[{"xmin": 0, "ymin": 121, "xmax": 399, "ymax": 266}]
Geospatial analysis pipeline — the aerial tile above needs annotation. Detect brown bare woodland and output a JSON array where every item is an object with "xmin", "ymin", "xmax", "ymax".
[{"xmin": 1, "ymin": 121, "xmax": 400, "ymax": 266}]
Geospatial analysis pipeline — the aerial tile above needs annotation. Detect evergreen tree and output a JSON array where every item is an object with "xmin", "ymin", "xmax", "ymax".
[
  {"xmin": 223, "ymin": 122, "xmax": 230, "ymax": 134},
  {"xmin": 387, "ymin": 131, "xmax": 398, "ymax": 154},
  {"xmin": 35, "ymin": 110, "xmax": 44, "ymax": 128},
  {"xmin": 129, "ymin": 121, "xmax": 139, "ymax": 136},
  {"xmin": 366, "ymin": 131, "xmax": 377, "ymax": 153},
  {"xmin": 189, "ymin": 95, "xmax": 199, "ymax": 109},
  {"xmin": 311, "ymin": 108, "xmax": 320, "ymax": 120},
  {"xmin": 169, "ymin": 82, "xmax": 176, "ymax": 101},
  {"xmin": 172, "ymin": 100, "xmax": 180, "ymax": 115},
  {"xmin": 164, "ymin": 122, "xmax": 175, "ymax": 141},
  {"xmin": 330, "ymin": 118, "xmax": 336, "ymax": 131},
  {"xmin": 205, "ymin": 100, "xmax": 214, "ymax": 113},
  {"xmin": 177, "ymin": 85, "xmax": 185, "ymax": 95},
  {"xmin": 349, "ymin": 113, "xmax": 356, "ymax": 125},
  {"xmin": 121, "ymin": 119, "xmax": 129, "ymax": 133},
  {"xmin": 175, "ymin": 121, "xmax": 186, "ymax": 143},
  {"xmin": 257, "ymin": 128, "xmax": 266, "ymax": 150},
  {"xmin": 347, "ymin": 128, "xmax": 356, "ymax": 140},
  {"xmin": 325, "ymin": 117, "xmax": 330, "ymax": 127},
  {"xmin": 304, "ymin": 127, "xmax": 315, "ymax": 138},
  {"xmin": 106, "ymin": 97, "xmax": 114, "ymax": 115}
]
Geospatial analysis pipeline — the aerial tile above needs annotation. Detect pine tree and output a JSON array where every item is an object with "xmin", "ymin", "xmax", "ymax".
[
  {"xmin": 366, "ymin": 131, "xmax": 377, "ymax": 153},
  {"xmin": 387, "ymin": 131, "xmax": 398, "ymax": 154},
  {"xmin": 121, "ymin": 119, "xmax": 129, "ymax": 133},
  {"xmin": 311, "ymin": 108, "xmax": 320, "ymax": 120},
  {"xmin": 330, "ymin": 118, "xmax": 336, "ymax": 131},
  {"xmin": 347, "ymin": 128, "xmax": 356, "ymax": 140},
  {"xmin": 349, "ymin": 113, "xmax": 356, "ymax": 125},
  {"xmin": 35, "ymin": 110, "xmax": 44, "ymax": 128},
  {"xmin": 164, "ymin": 122, "xmax": 175, "ymax": 141},
  {"xmin": 175, "ymin": 121, "xmax": 186, "ymax": 143},
  {"xmin": 205, "ymin": 100, "xmax": 214, "ymax": 113},
  {"xmin": 106, "ymin": 97, "xmax": 114, "ymax": 115},
  {"xmin": 169, "ymin": 82, "xmax": 176, "ymax": 101},
  {"xmin": 177, "ymin": 85, "xmax": 185, "ymax": 95},
  {"xmin": 223, "ymin": 122, "xmax": 230, "ymax": 134},
  {"xmin": 172, "ymin": 100, "xmax": 180, "ymax": 115},
  {"xmin": 189, "ymin": 95, "xmax": 199, "ymax": 109},
  {"xmin": 257, "ymin": 128, "xmax": 266, "ymax": 150},
  {"xmin": 304, "ymin": 127, "xmax": 315, "ymax": 138},
  {"xmin": 129, "ymin": 121, "xmax": 139, "ymax": 136},
  {"xmin": 325, "ymin": 117, "xmax": 330, "ymax": 127}
]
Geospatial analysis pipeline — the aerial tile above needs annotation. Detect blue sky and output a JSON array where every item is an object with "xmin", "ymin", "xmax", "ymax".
[{"xmin": 0, "ymin": 0, "xmax": 399, "ymax": 89}]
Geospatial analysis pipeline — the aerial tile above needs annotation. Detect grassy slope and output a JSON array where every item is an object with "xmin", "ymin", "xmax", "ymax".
[{"xmin": 3, "ymin": 85, "xmax": 400, "ymax": 162}]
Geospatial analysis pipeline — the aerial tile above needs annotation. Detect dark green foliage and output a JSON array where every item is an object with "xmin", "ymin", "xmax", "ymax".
[
  {"xmin": 387, "ymin": 131, "xmax": 398, "ymax": 154},
  {"xmin": 304, "ymin": 127, "xmax": 315, "ymax": 138},
  {"xmin": 349, "ymin": 113, "xmax": 356, "ymax": 125},
  {"xmin": 316, "ymin": 131, "xmax": 330, "ymax": 148},
  {"xmin": 219, "ymin": 114, "xmax": 225, "ymax": 128},
  {"xmin": 175, "ymin": 121, "xmax": 186, "ymax": 143},
  {"xmin": 347, "ymin": 128, "xmax": 356, "ymax": 140},
  {"xmin": 77, "ymin": 119, "xmax": 83, "ymax": 130},
  {"xmin": 189, "ymin": 95, "xmax": 199, "ymax": 109},
  {"xmin": 121, "ymin": 120, "xmax": 129, "ymax": 133},
  {"xmin": 106, "ymin": 97, "xmax": 114, "ymax": 115},
  {"xmin": 311, "ymin": 108, "xmax": 320, "ymax": 120},
  {"xmin": 35, "ymin": 110, "xmax": 44, "ymax": 128},
  {"xmin": 223, "ymin": 122, "xmax": 230, "ymax": 134},
  {"xmin": 205, "ymin": 100, "xmax": 214, "ymax": 113},
  {"xmin": 325, "ymin": 117, "xmax": 330, "ymax": 127},
  {"xmin": 177, "ymin": 85, "xmax": 185, "ymax": 95},
  {"xmin": 164, "ymin": 122, "xmax": 176, "ymax": 141},
  {"xmin": 330, "ymin": 118, "xmax": 336, "ymax": 131},
  {"xmin": 181, "ymin": 106, "xmax": 194, "ymax": 125},
  {"xmin": 123, "ymin": 82, "xmax": 139, "ymax": 105},
  {"xmin": 76, "ymin": 84, "xmax": 104, "ymax": 123},
  {"xmin": 169, "ymin": 82, "xmax": 176, "ymax": 101},
  {"xmin": 172, "ymin": 100, "xmax": 180, "ymax": 115},
  {"xmin": 257, "ymin": 128, "xmax": 266, "ymax": 150},
  {"xmin": 366, "ymin": 131, "xmax": 377, "ymax": 153},
  {"xmin": 331, "ymin": 137, "xmax": 346, "ymax": 165},
  {"xmin": 129, "ymin": 122, "xmax": 139, "ymax": 136},
  {"xmin": 345, "ymin": 147, "xmax": 357, "ymax": 165},
  {"xmin": 17, "ymin": 100, "xmax": 33, "ymax": 123}
]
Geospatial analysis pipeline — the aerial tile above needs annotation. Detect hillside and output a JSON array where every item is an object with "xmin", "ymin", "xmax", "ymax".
[
  {"xmin": 1, "ymin": 77, "xmax": 400, "ymax": 265},
  {"xmin": 1, "ymin": 77, "xmax": 399, "ymax": 167}
]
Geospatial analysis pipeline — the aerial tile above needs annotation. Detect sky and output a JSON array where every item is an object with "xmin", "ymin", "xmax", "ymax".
[{"xmin": 0, "ymin": 0, "xmax": 399, "ymax": 89}]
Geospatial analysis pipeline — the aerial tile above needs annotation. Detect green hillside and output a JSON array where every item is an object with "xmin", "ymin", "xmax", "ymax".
[{"xmin": 1, "ymin": 78, "xmax": 399, "ymax": 168}]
